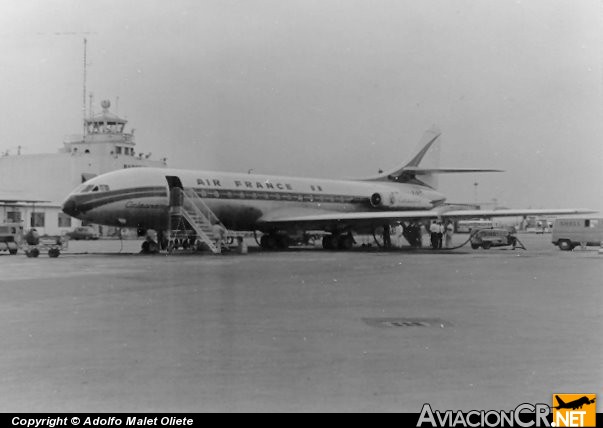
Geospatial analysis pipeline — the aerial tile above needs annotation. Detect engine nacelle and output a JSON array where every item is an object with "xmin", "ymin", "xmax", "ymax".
[
  {"xmin": 370, "ymin": 193, "xmax": 383, "ymax": 208},
  {"xmin": 370, "ymin": 191, "xmax": 426, "ymax": 209}
]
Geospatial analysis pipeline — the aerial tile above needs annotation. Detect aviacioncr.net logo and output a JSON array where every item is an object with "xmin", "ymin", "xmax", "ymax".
[
  {"xmin": 417, "ymin": 403, "xmax": 553, "ymax": 428},
  {"xmin": 552, "ymin": 394, "xmax": 597, "ymax": 428}
]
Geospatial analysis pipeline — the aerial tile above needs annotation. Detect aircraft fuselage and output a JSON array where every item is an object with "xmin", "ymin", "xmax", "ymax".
[{"xmin": 62, "ymin": 167, "xmax": 446, "ymax": 233}]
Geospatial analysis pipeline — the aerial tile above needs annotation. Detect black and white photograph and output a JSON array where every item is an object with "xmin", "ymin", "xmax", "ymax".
[{"xmin": 0, "ymin": 0, "xmax": 601, "ymax": 415}]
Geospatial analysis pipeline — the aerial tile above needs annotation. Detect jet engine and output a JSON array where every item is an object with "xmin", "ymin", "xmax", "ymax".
[
  {"xmin": 370, "ymin": 191, "xmax": 423, "ymax": 209},
  {"xmin": 370, "ymin": 193, "xmax": 383, "ymax": 207}
]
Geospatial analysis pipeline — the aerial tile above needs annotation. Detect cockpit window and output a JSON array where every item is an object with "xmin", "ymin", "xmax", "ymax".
[
  {"xmin": 73, "ymin": 184, "xmax": 93, "ymax": 193},
  {"xmin": 74, "ymin": 184, "xmax": 110, "ymax": 194},
  {"xmin": 90, "ymin": 185, "xmax": 110, "ymax": 192}
]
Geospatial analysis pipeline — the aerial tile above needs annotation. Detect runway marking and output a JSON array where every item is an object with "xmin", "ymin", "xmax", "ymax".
[{"xmin": 363, "ymin": 318, "xmax": 452, "ymax": 329}]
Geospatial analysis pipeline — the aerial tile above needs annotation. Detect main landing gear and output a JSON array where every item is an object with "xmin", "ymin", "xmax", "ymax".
[
  {"xmin": 257, "ymin": 231, "xmax": 356, "ymax": 251},
  {"xmin": 259, "ymin": 233, "xmax": 291, "ymax": 250},
  {"xmin": 322, "ymin": 233, "xmax": 354, "ymax": 251}
]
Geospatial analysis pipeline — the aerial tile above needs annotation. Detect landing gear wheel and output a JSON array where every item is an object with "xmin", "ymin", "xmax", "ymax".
[
  {"xmin": 471, "ymin": 243, "xmax": 480, "ymax": 250},
  {"xmin": 482, "ymin": 242, "xmax": 492, "ymax": 250},
  {"xmin": 322, "ymin": 235, "xmax": 338, "ymax": 250},
  {"xmin": 338, "ymin": 235, "xmax": 354, "ymax": 250},
  {"xmin": 260, "ymin": 235, "xmax": 278, "ymax": 250},
  {"xmin": 276, "ymin": 235, "xmax": 290, "ymax": 250},
  {"xmin": 48, "ymin": 248, "xmax": 61, "ymax": 258},
  {"xmin": 26, "ymin": 248, "xmax": 40, "ymax": 258}
]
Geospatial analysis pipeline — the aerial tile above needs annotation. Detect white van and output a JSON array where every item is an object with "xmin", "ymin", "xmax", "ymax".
[{"xmin": 552, "ymin": 218, "xmax": 603, "ymax": 251}]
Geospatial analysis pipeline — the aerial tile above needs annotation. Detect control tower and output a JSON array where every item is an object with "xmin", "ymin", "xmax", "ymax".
[{"xmin": 63, "ymin": 100, "xmax": 149, "ymax": 161}]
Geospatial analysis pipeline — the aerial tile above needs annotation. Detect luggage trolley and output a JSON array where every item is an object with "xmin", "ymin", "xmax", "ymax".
[{"xmin": 23, "ymin": 230, "xmax": 69, "ymax": 258}]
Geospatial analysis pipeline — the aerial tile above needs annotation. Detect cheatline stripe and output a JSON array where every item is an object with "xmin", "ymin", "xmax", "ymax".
[
  {"xmin": 75, "ymin": 189, "xmax": 168, "ymax": 212},
  {"xmin": 73, "ymin": 186, "xmax": 167, "ymax": 205}
]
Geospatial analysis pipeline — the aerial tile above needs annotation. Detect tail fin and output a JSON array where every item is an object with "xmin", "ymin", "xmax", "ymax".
[
  {"xmin": 361, "ymin": 126, "xmax": 502, "ymax": 189},
  {"xmin": 556, "ymin": 396, "xmax": 566, "ymax": 407}
]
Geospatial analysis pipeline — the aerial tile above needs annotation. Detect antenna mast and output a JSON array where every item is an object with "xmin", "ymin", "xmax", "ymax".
[{"xmin": 82, "ymin": 38, "xmax": 87, "ymax": 135}]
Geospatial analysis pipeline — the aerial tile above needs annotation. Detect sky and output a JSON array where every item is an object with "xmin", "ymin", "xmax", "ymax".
[{"xmin": 1, "ymin": 0, "xmax": 602, "ymax": 211}]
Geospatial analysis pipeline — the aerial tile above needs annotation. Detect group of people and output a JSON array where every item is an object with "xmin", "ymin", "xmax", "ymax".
[
  {"xmin": 383, "ymin": 220, "xmax": 456, "ymax": 249},
  {"xmin": 401, "ymin": 222, "xmax": 424, "ymax": 248},
  {"xmin": 429, "ymin": 221, "xmax": 455, "ymax": 249}
]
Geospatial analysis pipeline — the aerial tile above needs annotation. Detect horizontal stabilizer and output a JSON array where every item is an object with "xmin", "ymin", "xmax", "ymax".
[{"xmin": 403, "ymin": 167, "xmax": 503, "ymax": 175}]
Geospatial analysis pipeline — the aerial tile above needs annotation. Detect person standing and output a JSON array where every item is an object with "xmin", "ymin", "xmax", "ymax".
[
  {"xmin": 383, "ymin": 224, "xmax": 392, "ymax": 249},
  {"xmin": 430, "ymin": 221, "xmax": 439, "ymax": 249},
  {"xmin": 212, "ymin": 221, "xmax": 227, "ymax": 253},
  {"xmin": 419, "ymin": 223, "xmax": 427, "ymax": 247},
  {"xmin": 437, "ymin": 222, "xmax": 445, "ymax": 249},
  {"xmin": 445, "ymin": 222, "xmax": 454, "ymax": 248}
]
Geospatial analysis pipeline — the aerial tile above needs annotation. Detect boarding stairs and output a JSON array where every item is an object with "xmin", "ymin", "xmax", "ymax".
[{"xmin": 168, "ymin": 188, "xmax": 225, "ymax": 254}]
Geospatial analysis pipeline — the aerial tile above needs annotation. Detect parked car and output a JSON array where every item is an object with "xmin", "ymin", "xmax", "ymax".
[
  {"xmin": 0, "ymin": 223, "xmax": 23, "ymax": 255},
  {"xmin": 67, "ymin": 226, "xmax": 99, "ymax": 240},
  {"xmin": 470, "ymin": 227, "xmax": 520, "ymax": 250}
]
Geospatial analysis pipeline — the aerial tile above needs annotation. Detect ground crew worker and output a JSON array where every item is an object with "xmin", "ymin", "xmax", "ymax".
[
  {"xmin": 437, "ymin": 222, "xmax": 445, "ymax": 249},
  {"xmin": 383, "ymin": 224, "xmax": 392, "ymax": 249},
  {"xmin": 236, "ymin": 236, "xmax": 248, "ymax": 254},
  {"xmin": 430, "ymin": 221, "xmax": 439, "ymax": 249},
  {"xmin": 445, "ymin": 222, "xmax": 454, "ymax": 248},
  {"xmin": 212, "ymin": 222, "xmax": 227, "ymax": 252}
]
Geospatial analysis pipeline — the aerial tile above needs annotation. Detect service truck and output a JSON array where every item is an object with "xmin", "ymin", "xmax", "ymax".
[{"xmin": 552, "ymin": 218, "xmax": 603, "ymax": 251}]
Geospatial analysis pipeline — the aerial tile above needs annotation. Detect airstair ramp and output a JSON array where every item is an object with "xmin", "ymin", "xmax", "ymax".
[{"xmin": 168, "ymin": 188, "xmax": 226, "ymax": 254}]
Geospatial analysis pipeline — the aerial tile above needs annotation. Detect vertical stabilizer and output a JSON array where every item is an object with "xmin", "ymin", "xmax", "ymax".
[
  {"xmin": 360, "ymin": 127, "xmax": 500, "ymax": 189},
  {"xmin": 406, "ymin": 126, "xmax": 442, "ymax": 188},
  {"xmin": 361, "ymin": 126, "xmax": 443, "ymax": 188}
]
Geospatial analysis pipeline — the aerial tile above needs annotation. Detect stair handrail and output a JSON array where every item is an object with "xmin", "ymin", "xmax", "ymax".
[{"xmin": 182, "ymin": 188, "xmax": 222, "ymax": 226}]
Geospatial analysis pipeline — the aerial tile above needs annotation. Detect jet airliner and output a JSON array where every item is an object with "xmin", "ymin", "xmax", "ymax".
[{"xmin": 62, "ymin": 128, "xmax": 595, "ymax": 250}]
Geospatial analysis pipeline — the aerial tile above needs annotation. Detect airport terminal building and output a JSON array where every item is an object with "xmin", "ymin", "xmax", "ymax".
[{"xmin": 0, "ymin": 101, "xmax": 166, "ymax": 236}]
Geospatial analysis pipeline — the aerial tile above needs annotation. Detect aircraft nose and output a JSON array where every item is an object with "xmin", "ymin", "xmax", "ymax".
[{"xmin": 62, "ymin": 196, "xmax": 80, "ymax": 217}]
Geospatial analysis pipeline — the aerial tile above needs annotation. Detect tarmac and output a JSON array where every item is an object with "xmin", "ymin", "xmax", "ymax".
[{"xmin": 0, "ymin": 234, "xmax": 601, "ymax": 412}]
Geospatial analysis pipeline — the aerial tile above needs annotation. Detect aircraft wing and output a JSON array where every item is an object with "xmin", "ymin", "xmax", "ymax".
[
  {"xmin": 258, "ymin": 208, "xmax": 597, "ymax": 229},
  {"xmin": 0, "ymin": 191, "xmax": 49, "ymax": 203}
]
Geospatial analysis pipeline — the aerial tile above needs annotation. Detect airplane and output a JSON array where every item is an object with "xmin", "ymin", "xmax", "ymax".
[
  {"xmin": 61, "ymin": 127, "xmax": 596, "ymax": 251},
  {"xmin": 554, "ymin": 395, "xmax": 596, "ymax": 410}
]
